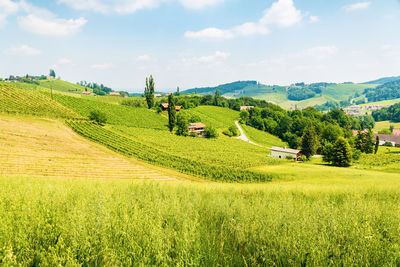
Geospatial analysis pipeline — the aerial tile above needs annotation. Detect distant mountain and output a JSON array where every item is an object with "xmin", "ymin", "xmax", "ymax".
[{"xmin": 364, "ymin": 76, "xmax": 400, "ymax": 85}]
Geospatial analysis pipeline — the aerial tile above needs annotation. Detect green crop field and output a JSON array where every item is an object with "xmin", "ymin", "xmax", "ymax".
[
  {"xmin": 0, "ymin": 83, "xmax": 80, "ymax": 119},
  {"xmin": 182, "ymin": 106, "xmax": 240, "ymax": 129},
  {"xmin": 53, "ymin": 93, "xmax": 167, "ymax": 129},
  {"xmin": 240, "ymin": 124, "xmax": 287, "ymax": 148},
  {"xmin": 39, "ymin": 79, "xmax": 88, "ymax": 94}
]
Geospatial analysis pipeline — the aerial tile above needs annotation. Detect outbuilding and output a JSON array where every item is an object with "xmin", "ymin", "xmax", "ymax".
[
  {"xmin": 270, "ymin": 147, "xmax": 301, "ymax": 160},
  {"xmin": 189, "ymin": 122, "xmax": 206, "ymax": 137},
  {"xmin": 376, "ymin": 134, "xmax": 400, "ymax": 147}
]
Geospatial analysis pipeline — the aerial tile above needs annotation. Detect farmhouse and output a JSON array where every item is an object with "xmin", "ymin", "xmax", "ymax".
[
  {"xmin": 160, "ymin": 103, "xmax": 182, "ymax": 111},
  {"xmin": 189, "ymin": 123, "xmax": 206, "ymax": 137},
  {"xmin": 376, "ymin": 134, "xmax": 400, "ymax": 147},
  {"xmin": 110, "ymin": 92, "xmax": 120, "ymax": 96},
  {"xmin": 82, "ymin": 91, "xmax": 91, "ymax": 95},
  {"xmin": 154, "ymin": 94, "xmax": 162, "ymax": 98},
  {"xmin": 270, "ymin": 147, "xmax": 301, "ymax": 160},
  {"xmin": 240, "ymin": 106, "xmax": 254, "ymax": 111}
]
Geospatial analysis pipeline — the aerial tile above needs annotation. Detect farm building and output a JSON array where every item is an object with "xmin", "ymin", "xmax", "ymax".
[
  {"xmin": 376, "ymin": 134, "xmax": 400, "ymax": 147},
  {"xmin": 82, "ymin": 91, "xmax": 91, "ymax": 95},
  {"xmin": 270, "ymin": 147, "xmax": 301, "ymax": 160},
  {"xmin": 189, "ymin": 123, "xmax": 206, "ymax": 137},
  {"xmin": 240, "ymin": 106, "xmax": 254, "ymax": 111},
  {"xmin": 110, "ymin": 92, "xmax": 120, "ymax": 96},
  {"xmin": 160, "ymin": 103, "xmax": 182, "ymax": 111},
  {"xmin": 154, "ymin": 94, "xmax": 162, "ymax": 98}
]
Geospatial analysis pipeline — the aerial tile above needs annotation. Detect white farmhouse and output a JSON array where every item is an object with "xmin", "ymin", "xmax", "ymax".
[{"xmin": 270, "ymin": 147, "xmax": 301, "ymax": 161}]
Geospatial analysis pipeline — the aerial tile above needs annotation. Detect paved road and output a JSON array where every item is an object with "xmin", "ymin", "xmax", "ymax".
[{"xmin": 234, "ymin": 121, "xmax": 261, "ymax": 147}]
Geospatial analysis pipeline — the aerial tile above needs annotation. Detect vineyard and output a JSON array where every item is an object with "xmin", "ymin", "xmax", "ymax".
[
  {"xmin": 53, "ymin": 93, "xmax": 167, "ymax": 129},
  {"xmin": 240, "ymin": 124, "xmax": 288, "ymax": 148},
  {"xmin": 182, "ymin": 106, "xmax": 240, "ymax": 129},
  {"xmin": 39, "ymin": 79, "xmax": 88, "ymax": 94},
  {"xmin": 112, "ymin": 125, "xmax": 280, "ymax": 169},
  {"xmin": 0, "ymin": 83, "xmax": 80, "ymax": 119},
  {"xmin": 66, "ymin": 120, "xmax": 276, "ymax": 182}
]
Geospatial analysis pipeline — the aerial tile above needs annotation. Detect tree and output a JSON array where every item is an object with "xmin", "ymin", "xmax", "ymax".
[
  {"xmin": 364, "ymin": 129, "xmax": 374, "ymax": 154},
  {"xmin": 374, "ymin": 135, "xmax": 379, "ymax": 154},
  {"xmin": 301, "ymin": 125, "xmax": 319, "ymax": 159},
  {"xmin": 322, "ymin": 124, "xmax": 342, "ymax": 144},
  {"xmin": 390, "ymin": 125, "xmax": 395, "ymax": 133},
  {"xmin": 49, "ymin": 69, "xmax": 56, "ymax": 78},
  {"xmin": 168, "ymin": 94, "xmax": 176, "ymax": 132},
  {"xmin": 176, "ymin": 113, "xmax": 188, "ymax": 136},
  {"xmin": 332, "ymin": 137, "xmax": 352, "ymax": 167},
  {"xmin": 144, "ymin": 75, "xmax": 155, "ymax": 109},
  {"xmin": 321, "ymin": 142, "xmax": 334, "ymax": 163},
  {"xmin": 240, "ymin": 110, "xmax": 249, "ymax": 124},
  {"xmin": 89, "ymin": 110, "xmax": 107, "ymax": 125},
  {"xmin": 205, "ymin": 126, "xmax": 218, "ymax": 138},
  {"xmin": 175, "ymin": 86, "xmax": 180, "ymax": 96},
  {"xmin": 214, "ymin": 89, "xmax": 221, "ymax": 106}
]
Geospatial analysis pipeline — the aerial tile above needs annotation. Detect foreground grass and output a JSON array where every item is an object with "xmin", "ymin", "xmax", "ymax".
[{"xmin": 1, "ymin": 176, "xmax": 400, "ymax": 265}]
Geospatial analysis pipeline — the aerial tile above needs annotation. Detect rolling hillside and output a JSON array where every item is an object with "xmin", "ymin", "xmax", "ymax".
[
  {"xmin": 364, "ymin": 76, "xmax": 400, "ymax": 84},
  {"xmin": 182, "ymin": 81, "xmax": 376, "ymax": 108},
  {"xmin": 39, "ymin": 79, "xmax": 88, "ymax": 94}
]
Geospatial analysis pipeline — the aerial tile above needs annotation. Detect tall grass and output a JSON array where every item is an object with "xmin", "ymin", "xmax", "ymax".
[{"xmin": 1, "ymin": 176, "xmax": 400, "ymax": 266}]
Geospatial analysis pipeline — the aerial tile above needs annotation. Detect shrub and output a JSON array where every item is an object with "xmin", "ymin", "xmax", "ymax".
[
  {"xmin": 352, "ymin": 149, "xmax": 361, "ymax": 161},
  {"xmin": 299, "ymin": 155, "xmax": 308, "ymax": 162},
  {"xmin": 205, "ymin": 126, "xmax": 218, "ymax": 138},
  {"xmin": 121, "ymin": 98, "xmax": 146, "ymax": 108},
  {"xmin": 228, "ymin": 125, "xmax": 238, "ymax": 136},
  {"xmin": 384, "ymin": 142, "xmax": 394, "ymax": 147},
  {"xmin": 89, "ymin": 110, "xmax": 107, "ymax": 125},
  {"xmin": 222, "ymin": 129, "xmax": 233, "ymax": 137}
]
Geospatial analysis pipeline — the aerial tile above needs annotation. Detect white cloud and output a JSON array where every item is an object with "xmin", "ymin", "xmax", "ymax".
[
  {"xmin": 136, "ymin": 54, "xmax": 151, "ymax": 61},
  {"xmin": 343, "ymin": 2, "xmax": 371, "ymax": 11},
  {"xmin": 185, "ymin": 27, "xmax": 234, "ymax": 40},
  {"xmin": 183, "ymin": 51, "xmax": 230, "ymax": 64},
  {"xmin": 0, "ymin": 0, "xmax": 19, "ymax": 27},
  {"xmin": 18, "ymin": 14, "xmax": 87, "ymax": 36},
  {"xmin": 185, "ymin": 0, "xmax": 302, "ymax": 40},
  {"xmin": 58, "ymin": 58, "xmax": 72, "ymax": 64},
  {"xmin": 179, "ymin": 0, "xmax": 224, "ymax": 9},
  {"xmin": 6, "ymin": 44, "xmax": 41, "ymax": 56},
  {"xmin": 58, "ymin": 0, "xmax": 223, "ymax": 13},
  {"xmin": 91, "ymin": 63, "xmax": 112, "ymax": 70},
  {"xmin": 260, "ymin": 0, "xmax": 302, "ymax": 27},
  {"xmin": 309, "ymin": 15, "xmax": 319, "ymax": 23}
]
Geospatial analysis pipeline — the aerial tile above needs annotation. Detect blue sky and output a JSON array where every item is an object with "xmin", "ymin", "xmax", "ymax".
[{"xmin": 0, "ymin": 0, "xmax": 399, "ymax": 92}]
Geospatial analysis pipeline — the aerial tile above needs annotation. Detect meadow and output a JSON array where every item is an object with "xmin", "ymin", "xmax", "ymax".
[
  {"xmin": 374, "ymin": 120, "xmax": 400, "ymax": 132},
  {"xmin": 2, "ymin": 176, "xmax": 400, "ymax": 266}
]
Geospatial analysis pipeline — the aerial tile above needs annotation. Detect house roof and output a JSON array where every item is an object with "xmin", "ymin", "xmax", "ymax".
[
  {"xmin": 271, "ymin": 146, "xmax": 300, "ymax": 154},
  {"xmin": 376, "ymin": 134, "xmax": 400, "ymax": 144},
  {"xmin": 189, "ymin": 122, "xmax": 206, "ymax": 129},
  {"xmin": 110, "ymin": 92, "xmax": 120, "ymax": 96},
  {"xmin": 161, "ymin": 103, "xmax": 169, "ymax": 108}
]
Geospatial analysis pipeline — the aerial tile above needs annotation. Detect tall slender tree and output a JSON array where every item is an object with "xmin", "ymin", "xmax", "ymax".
[
  {"xmin": 374, "ymin": 135, "xmax": 379, "ymax": 154},
  {"xmin": 144, "ymin": 75, "xmax": 155, "ymax": 109},
  {"xmin": 214, "ymin": 89, "xmax": 221, "ymax": 106},
  {"xmin": 168, "ymin": 94, "xmax": 176, "ymax": 132}
]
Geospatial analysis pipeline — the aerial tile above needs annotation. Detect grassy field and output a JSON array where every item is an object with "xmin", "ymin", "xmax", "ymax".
[
  {"xmin": 374, "ymin": 121, "xmax": 400, "ymax": 131},
  {"xmin": 0, "ymin": 115, "xmax": 190, "ymax": 181},
  {"xmin": 0, "ymin": 83, "xmax": 80, "ymax": 119},
  {"xmin": 39, "ymin": 79, "xmax": 88, "ymax": 94},
  {"xmin": 360, "ymin": 98, "xmax": 400, "ymax": 107},
  {"xmin": 2, "ymin": 176, "xmax": 400, "ymax": 265},
  {"xmin": 240, "ymin": 124, "xmax": 287, "ymax": 148}
]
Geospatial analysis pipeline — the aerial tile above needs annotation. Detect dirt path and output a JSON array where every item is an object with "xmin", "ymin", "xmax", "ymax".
[{"xmin": 234, "ymin": 121, "xmax": 262, "ymax": 147}]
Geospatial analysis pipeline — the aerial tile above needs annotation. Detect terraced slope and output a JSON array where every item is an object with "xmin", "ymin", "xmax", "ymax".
[
  {"xmin": 0, "ymin": 115, "xmax": 189, "ymax": 181},
  {"xmin": 0, "ymin": 83, "xmax": 80, "ymax": 119}
]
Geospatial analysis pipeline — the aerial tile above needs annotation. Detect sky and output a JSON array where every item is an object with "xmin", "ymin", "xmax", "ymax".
[{"xmin": 0, "ymin": 0, "xmax": 400, "ymax": 92}]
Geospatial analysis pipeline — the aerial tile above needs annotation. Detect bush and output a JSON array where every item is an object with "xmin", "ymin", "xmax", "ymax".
[
  {"xmin": 121, "ymin": 98, "xmax": 146, "ymax": 108},
  {"xmin": 228, "ymin": 125, "xmax": 238, "ymax": 136},
  {"xmin": 384, "ymin": 142, "xmax": 394, "ymax": 147},
  {"xmin": 89, "ymin": 110, "xmax": 107, "ymax": 125},
  {"xmin": 352, "ymin": 149, "xmax": 361, "ymax": 161},
  {"xmin": 299, "ymin": 155, "xmax": 308, "ymax": 162},
  {"xmin": 332, "ymin": 137, "xmax": 352, "ymax": 167},
  {"xmin": 205, "ymin": 126, "xmax": 218, "ymax": 138},
  {"xmin": 378, "ymin": 129, "xmax": 393, "ymax": 135}
]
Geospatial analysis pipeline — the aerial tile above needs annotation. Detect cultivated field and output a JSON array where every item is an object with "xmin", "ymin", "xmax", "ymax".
[{"xmin": 0, "ymin": 115, "xmax": 189, "ymax": 181}]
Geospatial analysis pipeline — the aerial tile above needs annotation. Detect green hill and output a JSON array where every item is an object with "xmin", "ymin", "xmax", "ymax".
[
  {"xmin": 0, "ymin": 82, "xmax": 80, "ymax": 119},
  {"xmin": 364, "ymin": 76, "xmax": 400, "ymax": 84},
  {"xmin": 39, "ymin": 79, "xmax": 88, "ymax": 94}
]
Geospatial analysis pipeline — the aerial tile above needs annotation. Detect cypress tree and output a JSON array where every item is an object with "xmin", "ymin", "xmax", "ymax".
[
  {"xmin": 301, "ymin": 125, "xmax": 319, "ymax": 159},
  {"xmin": 144, "ymin": 75, "xmax": 155, "ymax": 109},
  {"xmin": 374, "ymin": 135, "xmax": 379, "ymax": 154},
  {"xmin": 168, "ymin": 94, "xmax": 176, "ymax": 132},
  {"xmin": 214, "ymin": 89, "xmax": 221, "ymax": 106}
]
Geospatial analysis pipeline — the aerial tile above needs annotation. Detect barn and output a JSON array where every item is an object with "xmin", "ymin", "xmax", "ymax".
[{"xmin": 270, "ymin": 147, "xmax": 301, "ymax": 160}]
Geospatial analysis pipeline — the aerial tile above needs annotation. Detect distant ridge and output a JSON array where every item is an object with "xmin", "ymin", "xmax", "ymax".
[
  {"xmin": 182, "ymin": 81, "xmax": 259, "ymax": 95},
  {"xmin": 364, "ymin": 76, "xmax": 400, "ymax": 85}
]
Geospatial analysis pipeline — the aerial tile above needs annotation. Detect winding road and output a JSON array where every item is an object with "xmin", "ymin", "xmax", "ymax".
[{"xmin": 234, "ymin": 121, "xmax": 261, "ymax": 147}]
